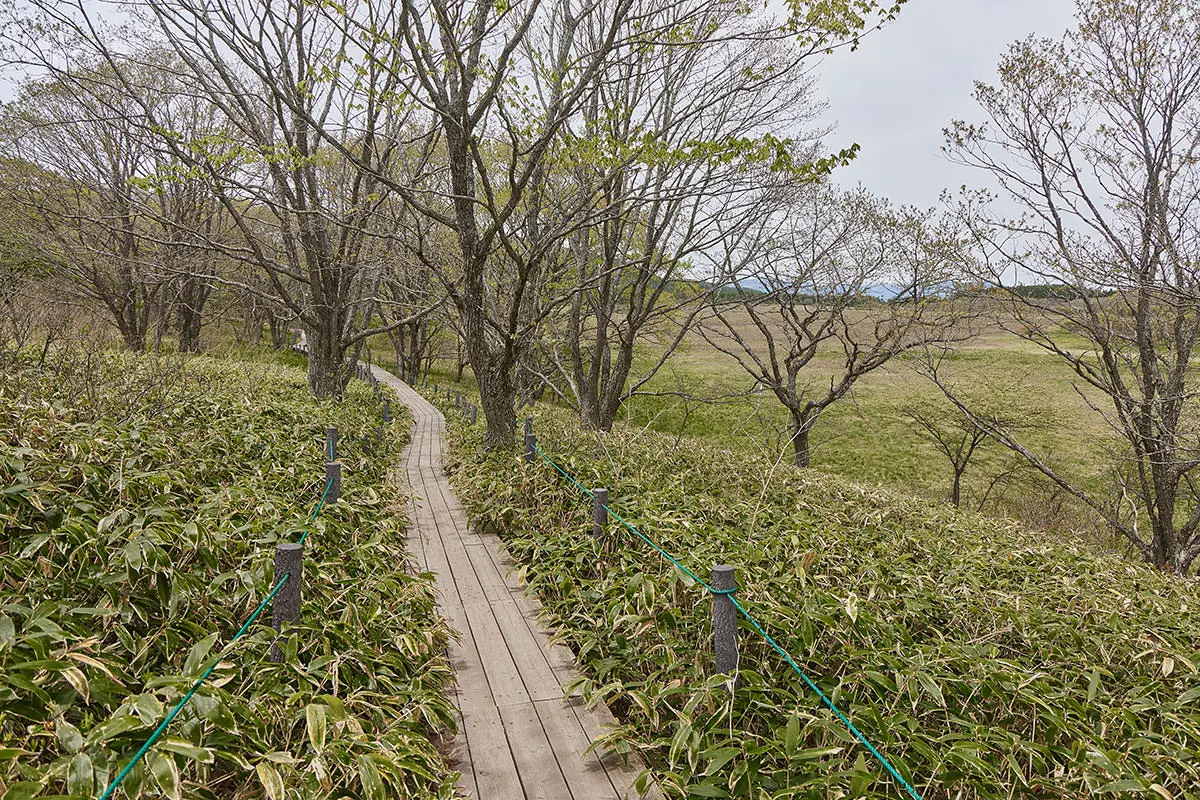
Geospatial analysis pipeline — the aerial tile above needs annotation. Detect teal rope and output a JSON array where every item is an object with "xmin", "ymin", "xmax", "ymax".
[
  {"xmin": 728, "ymin": 595, "xmax": 921, "ymax": 800},
  {"xmin": 533, "ymin": 444, "xmax": 709, "ymax": 589},
  {"xmin": 96, "ymin": 574, "xmax": 290, "ymax": 800},
  {"xmin": 299, "ymin": 475, "xmax": 335, "ymax": 546},
  {"xmin": 531, "ymin": 441, "xmax": 923, "ymax": 800}
]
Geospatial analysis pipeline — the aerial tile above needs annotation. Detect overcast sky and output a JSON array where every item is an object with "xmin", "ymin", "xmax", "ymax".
[{"xmin": 814, "ymin": 0, "xmax": 1078, "ymax": 209}]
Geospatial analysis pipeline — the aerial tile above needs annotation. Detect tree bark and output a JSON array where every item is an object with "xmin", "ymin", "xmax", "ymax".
[{"xmin": 792, "ymin": 413, "xmax": 812, "ymax": 468}]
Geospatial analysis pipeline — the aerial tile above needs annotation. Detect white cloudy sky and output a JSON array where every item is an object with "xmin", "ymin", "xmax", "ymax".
[{"xmin": 814, "ymin": 0, "xmax": 1078, "ymax": 209}]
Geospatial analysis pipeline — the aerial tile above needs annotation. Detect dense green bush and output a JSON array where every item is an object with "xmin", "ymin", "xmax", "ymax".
[
  {"xmin": 444, "ymin": 400, "xmax": 1200, "ymax": 799},
  {"xmin": 1, "ymin": 350, "xmax": 456, "ymax": 799}
]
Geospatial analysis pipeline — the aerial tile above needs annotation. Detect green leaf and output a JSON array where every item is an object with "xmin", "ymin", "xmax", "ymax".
[
  {"xmin": 85, "ymin": 714, "xmax": 144, "ymax": 746},
  {"xmin": 157, "ymin": 738, "xmax": 214, "ymax": 764},
  {"xmin": 1098, "ymin": 778, "xmax": 1149, "ymax": 792},
  {"xmin": 783, "ymin": 712, "xmax": 800, "ymax": 754},
  {"xmin": 916, "ymin": 672, "xmax": 945, "ymax": 708},
  {"xmin": 56, "ymin": 720, "xmax": 83, "ymax": 754},
  {"xmin": 68, "ymin": 752, "xmax": 93, "ymax": 796},
  {"xmin": 133, "ymin": 693, "xmax": 163, "ymax": 725},
  {"xmin": 703, "ymin": 747, "xmax": 739, "ymax": 775},
  {"xmin": 1, "ymin": 782, "xmax": 42, "ymax": 800},
  {"xmin": 1087, "ymin": 669, "xmax": 1102, "ymax": 703},
  {"xmin": 149, "ymin": 751, "xmax": 181, "ymax": 800},
  {"xmin": 686, "ymin": 783, "xmax": 729, "ymax": 798},
  {"xmin": 305, "ymin": 703, "xmax": 327, "ymax": 753},
  {"xmin": 358, "ymin": 754, "xmax": 384, "ymax": 800},
  {"xmin": 0, "ymin": 613, "xmax": 14, "ymax": 644},
  {"xmin": 183, "ymin": 632, "xmax": 219, "ymax": 677},
  {"xmin": 257, "ymin": 761, "xmax": 285, "ymax": 800}
]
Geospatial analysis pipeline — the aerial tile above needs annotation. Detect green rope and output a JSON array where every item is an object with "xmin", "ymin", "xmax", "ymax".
[
  {"xmin": 531, "ymin": 441, "xmax": 923, "ymax": 800},
  {"xmin": 533, "ymin": 444, "xmax": 709, "ymax": 589},
  {"xmin": 728, "ymin": 595, "xmax": 921, "ymax": 800},
  {"xmin": 299, "ymin": 475, "xmax": 336, "ymax": 546},
  {"xmin": 96, "ymin": 574, "xmax": 290, "ymax": 800}
]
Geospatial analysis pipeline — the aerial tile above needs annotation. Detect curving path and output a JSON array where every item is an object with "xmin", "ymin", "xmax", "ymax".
[{"xmin": 376, "ymin": 366, "xmax": 662, "ymax": 800}]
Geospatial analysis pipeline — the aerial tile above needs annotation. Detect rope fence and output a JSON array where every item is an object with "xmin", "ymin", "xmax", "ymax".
[
  {"xmin": 95, "ymin": 350, "xmax": 389, "ymax": 800},
  {"xmin": 521, "ymin": 414, "xmax": 925, "ymax": 800}
]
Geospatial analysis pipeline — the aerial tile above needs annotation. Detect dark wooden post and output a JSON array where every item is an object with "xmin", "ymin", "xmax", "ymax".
[
  {"xmin": 524, "ymin": 417, "xmax": 536, "ymax": 463},
  {"xmin": 270, "ymin": 543, "xmax": 303, "ymax": 662},
  {"xmin": 383, "ymin": 399, "xmax": 392, "ymax": 423},
  {"xmin": 326, "ymin": 427, "xmax": 338, "ymax": 461},
  {"xmin": 712, "ymin": 565, "xmax": 738, "ymax": 675},
  {"xmin": 592, "ymin": 488, "xmax": 608, "ymax": 537},
  {"xmin": 470, "ymin": 406, "xmax": 478, "ymax": 425},
  {"xmin": 326, "ymin": 460, "xmax": 341, "ymax": 504}
]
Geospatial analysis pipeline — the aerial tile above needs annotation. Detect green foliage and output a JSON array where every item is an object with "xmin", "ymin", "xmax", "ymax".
[
  {"xmin": 445, "ymin": 404, "xmax": 1198, "ymax": 799},
  {"xmin": 0, "ymin": 350, "xmax": 457, "ymax": 799}
]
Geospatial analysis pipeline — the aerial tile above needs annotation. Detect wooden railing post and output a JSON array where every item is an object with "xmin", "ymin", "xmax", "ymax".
[
  {"xmin": 524, "ymin": 417, "xmax": 536, "ymax": 463},
  {"xmin": 270, "ymin": 543, "xmax": 303, "ymax": 662},
  {"xmin": 592, "ymin": 488, "xmax": 608, "ymax": 538},
  {"xmin": 712, "ymin": 565, "xmax": 738, "ymax": 676},
  {"xmin": 326, "ymin": 460, "xmax": 341, "ymax": 504}
]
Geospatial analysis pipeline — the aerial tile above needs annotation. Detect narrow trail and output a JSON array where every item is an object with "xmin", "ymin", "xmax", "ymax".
[{"xmin": 378, "ymin": 367, "xmax": 662, "ymax": 800}]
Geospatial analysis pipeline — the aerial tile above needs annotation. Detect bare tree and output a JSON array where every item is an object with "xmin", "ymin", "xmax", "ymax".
[
  {"xmin": 943, "ymin": 0, "xmax": 1200, "ymax": 573},
  {"xmin": 6, "ymin": 1, "xmax": 435, "ymax": 395},
  {"xmin": 0, "ymin": 188, "xmax": 60, "ymax": 351},
  {"xmin": 703, "ymin": 185, "xmax": 963, "ymax": 467},
  {"xmin": 538, "ymin": 0, "xmax": 844, "ymax": 431},
  {"xmin": 0, "ymin": 65, "xmax": 168, "ymax": 351},
  {"xmin": 375, "ymin": 0, "xmax": 905, "ymax": 448},
  {"xmin": 901, "ymin": 379, "xmax": 1046, "ymax": 508}
]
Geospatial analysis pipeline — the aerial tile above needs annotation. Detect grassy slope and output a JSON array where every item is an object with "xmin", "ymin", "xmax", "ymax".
[
  {"xmin": 0, "ymin": 349, "xmax": 457, "ymax": 799},
  {"xmin": 440, "ymin": 398, "xmax": 1200, "ymax": 800}
]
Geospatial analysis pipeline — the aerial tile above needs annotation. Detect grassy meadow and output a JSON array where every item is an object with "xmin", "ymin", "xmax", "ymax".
[{"xmin": 614, "ymin": 311, "xmax": 1117, "ymax": 541}]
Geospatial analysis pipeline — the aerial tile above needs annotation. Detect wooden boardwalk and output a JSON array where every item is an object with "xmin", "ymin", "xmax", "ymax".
[{"xmin": 377, "ymin": 367, "xmax": 662, "ymax": 800}]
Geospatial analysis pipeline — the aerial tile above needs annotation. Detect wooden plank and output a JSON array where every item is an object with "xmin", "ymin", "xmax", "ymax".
[
  {"xmin": 532, "ymin": 697, "xmax": 626, "ymax": 799},
  {"xmin": 497, "ymin": 702, "xmax": 574, "ymax": 799}
]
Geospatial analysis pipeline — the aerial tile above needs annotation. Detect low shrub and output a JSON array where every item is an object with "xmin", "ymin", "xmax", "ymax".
[
  {"xmin": 445, "ymin": 402, "xmax": 1200, "ymax": 799},
  {"xmin": 1, "ymin": 350, "xmax": 457, "ymax": 799}
]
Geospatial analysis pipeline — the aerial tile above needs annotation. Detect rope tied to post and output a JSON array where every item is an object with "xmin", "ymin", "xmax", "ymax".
[
  {"xmin": 95, "ymin": 414, "xmax": 352, "ymax": 800},
  {"xmin": 528, "ymin": 436, "xmax": 924, "ymax": 800}
]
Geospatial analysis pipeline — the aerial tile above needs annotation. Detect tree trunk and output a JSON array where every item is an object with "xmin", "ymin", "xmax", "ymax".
[
  {"xmin": 307, "ymin": 323, "xmax": 347, "ymax": 399},
  {"xmin": 405, "ymin": 321, "xmax": 422, "ymax": 381},
  {"xmin": 950, "ymin": 470, "xmax": 963, "ymax": 507},
  {"xmin": 792, "ymin": 413, "xmax": 812, "ymax": 468},
  {"xmin": 579, "ymin": 392, "xmax": 601, "ymax": 431},
  {"xmin": 477, "ymin": 357, "xmax": 518, "ymax": 449},
  {"xmin": 176, "ymin": 274, "xmax": 208, "ymax": 353}
]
